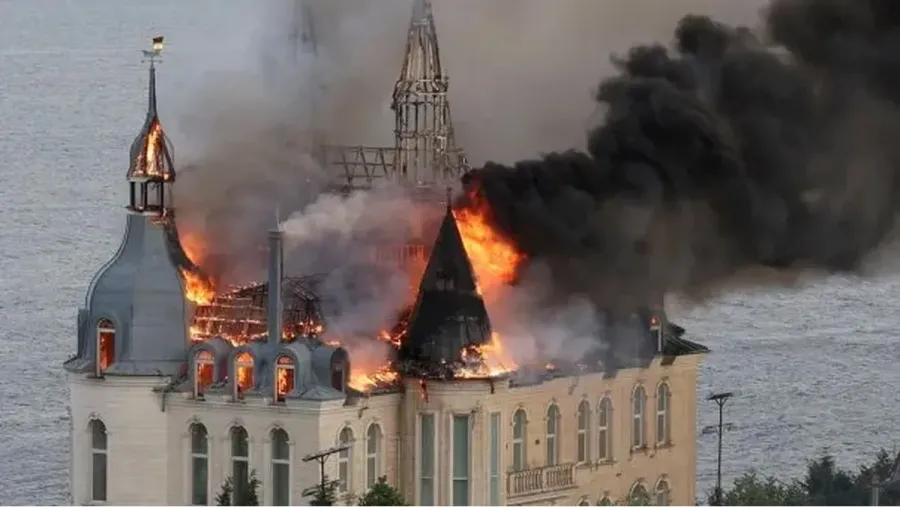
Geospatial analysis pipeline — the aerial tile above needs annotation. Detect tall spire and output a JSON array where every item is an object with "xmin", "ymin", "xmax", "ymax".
[
  {"xmin": 399, "ymin": 198, "xmax": 492, "ymax": 369},
  {"xmin": 392, "ymin": 0, "xmax": 466, "ymax": 186},
  {"xmin": 290, "ymin": 0, "xmax": 317, "ymax": 57},
  {"xmin": 127, "ymin": 36, "xmax": 175, "ymax": 216}
]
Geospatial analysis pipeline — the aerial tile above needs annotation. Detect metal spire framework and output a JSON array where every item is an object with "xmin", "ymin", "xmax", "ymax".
[{"xmin": 319, "ymin": 0, "xmax": 468, "ymax": 192}]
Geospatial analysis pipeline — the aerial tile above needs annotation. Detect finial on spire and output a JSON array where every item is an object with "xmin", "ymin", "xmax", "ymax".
[
  {"xmin": 142, "ymin": 36, "xmax": 164, "ymax": 67},
  {"xmin": 141, "ymin": 36, "xmax": 164, "ymax": 116}
]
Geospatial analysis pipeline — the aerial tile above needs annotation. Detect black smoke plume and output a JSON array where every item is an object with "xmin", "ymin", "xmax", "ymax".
[{"xmin": 461, "ymin": 0, "xmax": 900, "ymax": 313}]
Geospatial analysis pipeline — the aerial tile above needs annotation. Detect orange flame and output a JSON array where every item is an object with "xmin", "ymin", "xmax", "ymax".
[
  {"xmin": 178, "ymin": 231, "xmax": 216, "ymax": 305},
  {"xmin": 458, "ymin": 332, "xmax": 518, "ymax": 378},
  {"xmin": 453, "ymin": 194, "xmax": 525, "ymax": 297}
]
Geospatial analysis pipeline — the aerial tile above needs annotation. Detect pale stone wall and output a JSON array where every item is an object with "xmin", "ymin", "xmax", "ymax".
[
  {"xmin": 68, "ymin": 353, "xmax": 702, "ymax": 506},
  {"xmin": 68, "ymin": 375, "xmax": 172, "ymax": 506}
]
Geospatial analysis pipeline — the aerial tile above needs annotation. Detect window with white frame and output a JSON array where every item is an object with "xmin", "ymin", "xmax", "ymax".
[
  {"xmin": 234, "ymin": 352, "xmax": 254, "ymax": 399},
  {"xmin": 96, "ymin": 319, "xmax": 115, "ymax": 376},
  {"xmin": 632, "ymin": 386, "xmax": 646, "ymax": 448},
  {"xmin": 90, "ymin": 419, "xmax": 108, "ymax": 502},
  {"xmin": 365, "ymin": 424, "xmax": 382, "ymax": 489},
  {"xmin": 512, "ymin": 409, "xmax": 527, "ymax": 471},
  {"xmin": 655, "ymin": 478, "xmax": 671, "ymax": 506},
  {"xmin": 194, "ymin": 350, "xmax": 215, "ymax": 398},
  {"xmin": 545, "ymin": 404, "xmax": 560, "ymax": 466},
  {"xmin": 230, "ymin": 426, "xmax": 250, "ymax": 496},
  {"xmin": 452, "ymin": 414, "xmax": 470, "ymax": 506},
  {"xmin": 275, "ymin": 355, "xmax": 295, "ymax": 402},
  {"xmin": 338, "ymin": 428, "xmax": 353, "ymax": 494},
  {"xmin": 598, "ymin": 397, "xmax": 612, "ymax": 460},
  {"xmin": 419, "ymin": 414, "xmax": 435, "ymax": 505},
  {"xmin": 577, "ymin": 400, "xmax": 591, "ymax": 462},
  {"xmin": 629, "ymin": 482, "xmax": 651, "ymax": 506},
  {"xmin": 271, "ymin": 428, "xmax": 290, "ymax": 506},
  {"xmin": 656, "ymin": 382, "xmax": 671, "ymax": 445},
  {"xmin": 190, "ymin": 423, "xmax": 208, "ymax": 505},
  {"xmin": 489, "ymin": 413, "xmax": 501, "ymax": 506}
]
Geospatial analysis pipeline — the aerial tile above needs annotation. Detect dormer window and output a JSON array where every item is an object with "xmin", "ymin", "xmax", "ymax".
[
  {"xmin": 96, "ymin": 319, "xmax": 116, "ymax": 376},
  {"xmin": 194, "ymin": 350, "xmax": 215, "ymax": 398},
  {"xmin": 234, "ymin": 352, "xmax": 254, "ymax": 399},
  {"xmin": 275, "ymin": 355, "xmax": 295, "ymax": 402},
  {"xmin": 331, "ymin": 357, "xmax": 347, "ymax": 393}
]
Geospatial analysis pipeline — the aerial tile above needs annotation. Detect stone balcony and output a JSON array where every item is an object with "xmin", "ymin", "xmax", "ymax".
[{"xmin": 506, "ymin": 462, "xmax": 577, "ymax": 499}]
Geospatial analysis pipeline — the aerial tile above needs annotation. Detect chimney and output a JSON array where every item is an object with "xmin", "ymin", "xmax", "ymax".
[{"xmin": 267, "ymin": 228, "xmax": 284, "ymax": 344}]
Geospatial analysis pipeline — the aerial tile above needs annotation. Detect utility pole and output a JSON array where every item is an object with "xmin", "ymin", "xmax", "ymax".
[
  {"xmin": 301, "ymin": 442, "xmax": 352, "ymax": 503},
  {"xmin": 707, "ymin": 391, "xmax": 733, "ymax": 506}
]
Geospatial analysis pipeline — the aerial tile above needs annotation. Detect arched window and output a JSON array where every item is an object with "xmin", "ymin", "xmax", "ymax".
[
  {"xmin": 337, "ymin": 428, "xmax": 353, "ymax": 493},
  {"xmin": 190, "ymin": 423, "xmax": 208, "ymax": 505},
  {"xmin": 578, "ymin": 497, "xmax": 590, "ymax": 506},
  {"xmin": 365, "ymin": 424, "xmax": 382, "ymax": 489},
  {"xmin": 275, "ymin": 355, "xmax": 295, "ymax": 402},
  {"xmin": 90, "ymin": 419, "xmax": 108, "ymax": 502},
  {"xmin": 597, "ymin": 496, "xmax": 613, "ymax": 506},
  {"xmin": 629, "ymin": 482, "xmax": 651, "ymax": 506},
  {"xmin": 546, "ymin": 404, "xmax": 560, "ymax": 466},
  {"xmin": 632, "ymin": 386, "xmax": 646, "ymax": 449},
  {"xmin": 512, "ymin": 409, "xmax": 527, "ymax": 471},
  {"xmin": 234, "ymin": 352, "xmax": 254, "ymax": 399},
  {"xmin": 577, "ymin": 400, "xmax": 591, "ymax": 462},
  {"xmin": 271, "ymin": 428, "xmax": 290, "ymax": 506},
  {"xmin": 96, "ymin": 319, "xmax": 115, "ymax": 376},
  {"xmin": 598, "ymin": 397, "xmax": 612, "ymax": 461},
  {"xmin": 655, "ymin": 478, "xmax": 671, "ymax": 506},
  {"xmin": 230, "ymin": 426, "xmax": 250, "ymax": 495},
  {"xmin": 656, "ymin": 383, "xmax": 671, "ymax": 445},
  {"xmin": 331, "ymin": 355, "xmax": 347, "ymax": 392},
  {"xmin": 194, "ymin": 350, "xmax": 215, "ymax": 398}
]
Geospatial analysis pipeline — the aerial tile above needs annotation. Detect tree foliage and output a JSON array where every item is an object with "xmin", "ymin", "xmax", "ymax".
[
  {"xmin": 716, "ymin": 449, "xmax": 900, "ymax": 506},
  {"xmin": 358, "ymin": 476, "xmax": 407, "ymax": 506},
  {"xmin": 303, "ymin": 474, "xmax": 340, "ymax": 506},
  {"xmin": 215, "ymin": 471, "xmax": 261, "ymax": 506}
]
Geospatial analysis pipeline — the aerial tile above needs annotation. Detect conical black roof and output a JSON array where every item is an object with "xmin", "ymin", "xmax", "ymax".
[{"xmin": 400, "ymin": 200, "xmax": 492, "ymax": 368}]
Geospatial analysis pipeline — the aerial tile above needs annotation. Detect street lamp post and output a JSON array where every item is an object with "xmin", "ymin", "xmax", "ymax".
[{"xmin": 708, "ymin": 392, "xmax": 733, "ymax": 506}]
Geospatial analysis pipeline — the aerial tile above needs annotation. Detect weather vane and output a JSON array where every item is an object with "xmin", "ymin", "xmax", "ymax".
[{"xmin": 142, "ymin": 36, "xmax": 164, "ymax": 66}]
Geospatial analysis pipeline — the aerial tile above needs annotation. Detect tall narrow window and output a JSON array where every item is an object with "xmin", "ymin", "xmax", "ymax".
[
  {"xmin": 577, "ymin": 400, "xmax": 591, "ymax": 462},
  {"xmin": 656, "ymin": 383, "xmax": 671, "ymax": 445},
  {"xmin": 230, "ymin": 426, "xmax": 250, "ymax": 497},
  {"xmin": 546, "ymin": 404, "xmax": 560, "ymax": 466},
  {"xmin": 632, "ymin": 386, "xmax": 646, "ymax": 449},
  {"xmin": 655, "ymin": 479, "xmax": 670, "ymax": 506},
  {"xmin": 366, "ymin": 424, "xmax": 382, "ymax": 489},
  {"xmin": 194, "ymin": 350, "xmax": 215, "ymax": 398},
  {"xmin": 489, "ymin": 413, "xmax": 501, "ymax": 506},
  {"xmin": 90, "ymin": 419, "xmax": 107, "ymax": 502},
  {"xmin": 629, "ymin": 482, "xmax": 650, "ymax": 506},
  {"xmin": 190, "ymin": 423, "xmax": 209, "ymax": 505},
  {"xmin": 271, "ymin": 428, "xmax": 290, "ymax": 506},
  {"xmin": 96, "ymin": 319, "xmax": 115, "ymax": 375},
  {"xmin": 331, "ymin": 356, "xmax": 346, "ymax": 392},
  {"xmin": 234, "ymin": 352, "xmax": 254, "ymax": 399},
  {"xmin": 598, "ymin": 397, "xmax": 612, "ymax": 460},
  {"xmin": 275, "ymin": 355, "xmax": 295, "ymax": 402},
  {"xmin": 452, "ymin": 415, "xmax": 470, "ymax": 506},
  {"xmin": 512, "ymin": 409, "xmax": 527, "ymax": 471},
  {"xmin": 338, "ymin": 428, "xmax": 353, "ymax": 494},
  {"xmin": 419, "ymin": 414, "xmax": 435, "ymax": 505}
]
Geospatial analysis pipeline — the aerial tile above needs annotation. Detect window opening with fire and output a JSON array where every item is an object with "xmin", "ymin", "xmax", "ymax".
[
  {"xmin": 194, "ymin": 350, "xmax": 214, "ymax": 397},
  {"xmin": 234, "ymin": 352, "xmax": 254, "ymax": 398},
  {"xmin": 96, "ymin": 319, "xmax": 115, "ymax": 375},
  {"xmin": 275, "ymin": 355, "xmax": 295, "ymax": 402}
]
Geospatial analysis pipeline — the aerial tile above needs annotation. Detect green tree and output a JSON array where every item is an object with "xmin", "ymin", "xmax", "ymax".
[
  {"xmin": 714, "ymin": 472, "xmax": 807, "ymax": 506},
  {"xmin": 358, "ymin": 476, "xmax": 407, "ymax": 506},
  {"xmin": 216, "ymin": 471, "xmax": 261, "ymax": 506},
  {"xmin": 303, "ymin": 474, "xmax": 339, "ymax": 506}
]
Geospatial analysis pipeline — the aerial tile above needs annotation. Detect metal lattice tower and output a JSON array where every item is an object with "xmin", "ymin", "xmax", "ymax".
[{"xmin": 392, "ymin": 0, "xmax": 468, "ymax": 187}]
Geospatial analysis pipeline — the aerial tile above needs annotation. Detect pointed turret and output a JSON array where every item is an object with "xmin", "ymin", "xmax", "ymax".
[
  {"xmin": 127, "ymin": 37, "xmax": 175, "ymax": 216},
  {"xmin": 399, "ymin": 190, "xmax": 492, "ymax": 370},
  {"xmin": 65, "ymin": 37, "xmax": 193, "ymax": 378},
  {"xmin": 392, "ymin": 0, "xmax": 467, "ymax": 186}
]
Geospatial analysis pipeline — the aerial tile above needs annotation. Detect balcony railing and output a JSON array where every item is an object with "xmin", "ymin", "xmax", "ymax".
[{"xmin": 506, "ymin": 462, "xmax": 577, "ymax": 498}]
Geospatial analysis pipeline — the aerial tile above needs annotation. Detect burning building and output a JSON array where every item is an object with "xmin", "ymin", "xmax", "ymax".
[{"xmin": 65, "ymin": 3, "xmax": 708, "ymax": 506}]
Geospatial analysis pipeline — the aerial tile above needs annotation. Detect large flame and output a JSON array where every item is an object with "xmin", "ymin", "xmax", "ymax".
[{"xmin": 178, "ymin": 231, "xmax": 216, "ymax": 305}]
